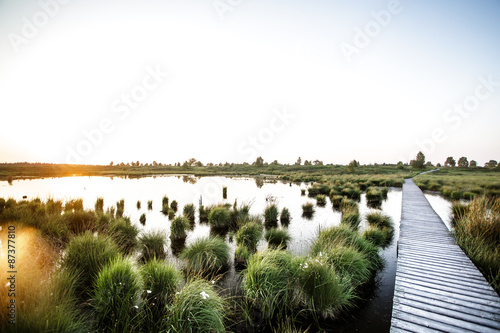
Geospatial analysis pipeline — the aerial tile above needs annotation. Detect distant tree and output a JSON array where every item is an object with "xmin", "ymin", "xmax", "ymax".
[
  {"xmin": 188, "ymin": 158, "xmax": 197, "ymax": 166},
  {"xmin": 458, "ymin": 157, "xmax": 469, "ymax": 168},
  {"xmin": 295, "ymin": 157, "xmax": 302, "ymax": 165},
  {"xmin": 182, "ymin": 161, "xmax": 190, "ymax": 170},
  {"xmin": 396, "ymin": 161, "xmax": 404, "ymax": 169},
  {"xmin": 313, "ymin": 160, "xmax": 323, "ymax": 166},
  {"xmin": 304, "ymin": 160, "xmax": 312, "ymax": 166},
  {"xmin": 347, "ymin": 160, "xmax": 359, "ymax": 173},
  {"xmin": 445, "ymin": 157, "xmax": 456, "ymax": 167},
  {"xmin": 469, "ymin": 160, "xmax": 477, "ymax": 168},
  {"xmin": 109, "ymin": 161, "xmax": 114, "ymax": 166},
  {"xmin": 425, "ymin": 161, "xmax": 433, "ymax": 167},
  {"xmin": 410, "ymin": 151, "xmax": 425, "ymax": 169},
  {"xmin": 485, "ymin": 160, "xmax": 498, "ymax": 168},
  {"xmin": 196, "ymin": 161, "xmax": 203, "ymax": 167},
  {"xmin": 271, "ymin": 160, "xmax": 279, "ymax": 165},
  {"xmin": 436, "ymin": 163, "xmax": 442, "ymax": 167},
  {"xmin": 153, "ymin": 161, "xmax": 158, "ymax": 166},
  {"xmin": 255, "ymin": 156, "xmax": 264, "ymax": 167}
]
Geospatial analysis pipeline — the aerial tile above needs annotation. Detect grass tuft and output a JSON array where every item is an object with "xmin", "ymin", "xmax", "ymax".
[
  {"xmin": 138, "ymin": 230, "xmax": 167, "ymax": 263},
  {"xmin": 180, "ymin": 236, "xmax": 230, "ymax": 278}
]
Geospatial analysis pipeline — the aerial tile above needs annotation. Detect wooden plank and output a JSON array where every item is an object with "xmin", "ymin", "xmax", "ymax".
[{"xmin": 391, "ymin": 178, "xmax": 500, "ymax": 332}]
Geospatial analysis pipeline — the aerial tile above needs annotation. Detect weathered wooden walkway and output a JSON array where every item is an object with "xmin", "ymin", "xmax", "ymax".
[{"xmin": 391, "ymin": 178, "xmax": 500, "ymax": 332}]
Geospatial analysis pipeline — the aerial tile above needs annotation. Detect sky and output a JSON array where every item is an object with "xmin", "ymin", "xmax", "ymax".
[{"xmin": 0, "ymin": 0, "xmax": 499, "ymax": 166}]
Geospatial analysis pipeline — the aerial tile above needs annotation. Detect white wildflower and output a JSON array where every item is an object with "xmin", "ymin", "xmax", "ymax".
[
  {"xmin": 147, "ymin": 290, "xmax": 152, "ymax": 294},
  {"xmin": 200, "ymin": 291, "xmax": 210, "ymax": 299}
]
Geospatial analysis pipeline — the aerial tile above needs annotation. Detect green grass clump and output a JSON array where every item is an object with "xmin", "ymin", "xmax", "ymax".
[
  {"xmin": 300, "ymin": 189, "xmax": 306, "ymax": 196},
  {"xmin": 183, "ymin": 203, "xmax": 195, "ymax": 224},
  {"xmin": 95, "ymin": 197, "xmax": 104, "ymax": 212},
  {"xmin": 453, "ymin": 196, "xmax": 500, "ymax": 294},
  {"xmin": 243, "ymin": 249, "xmax": 299, "ymax": 321},
  {"xmin": 330, "ymin": 195, "xmax": 343, "ymax": 210},
  {"xmin": 139, "ymin": 213, "xmax": 146, "ymax": 225},
  {"xmin": 199, "ymin": 205, "xmax": 212, "ymax": 223},
  {"xmin": 109, "ymin": 217, "xmax": 139, "ymax": 255},
  {"xmin": 234, "ymin": 245, "xmax": 250, "ymax": 269},
  {"xmin": 362, "ymin": 226, "xmax": 391, "ymax": 248},
  {"xmin": 180, "ymin": 236, "xmax": 230, "ymax": 278},
  {"xmin": 366, "ymin": 187, "xmax": 383, "ymax": 206},
  {"xmin": 92, "ymin": 257, "xmax": 140, "ymax": 333},
  {"xmin": 166, "ymin": 279, "xmax": 226, "ymax": 332},
  {"xmin": 451, "ymin": 201, "xmax": 468, "ymax": 225},
  {"xmin": 116, "ymin": 199, "xmax": 125, "ymax": 211},
  {"xmin": 264, "ymin": 204, "xmax": 279, "ymax": 228},
  {"xmin": 147, "ymin": 200, "xmax": 153, "ymax": 210},
  {"xmin": 223, "ymin": 186, "xmax": 227, "ymax": 199},
  {"xmin": 311, "ymin": 225, "xmax": 382, "ymax": 273},
  {"xmin": 264, "ymin": 228, "xmax": 291, "ymax": 249},
  {"xmin": 170, "ymin": 200, "xmax": 178, "ymax": 212},
  {"xmin": 297, "ymin": 255, "xmax": 353, "ymax": 318},
  {"xmin": 316, "ymin": 194, "xmax": 327, "ymax": 207},
  {"xmin": 168, "ymin": 208, "xmax": 175, "ymax": 220},
  {"xmin": 61, "ymin": 210, "xmax": 98, "ymax": 235},
  {"xmin": 65, "ymin": 199, "xmax": 84, "ymax": 212},
  {"xmin": 137, "ymin": 200, "xmax": 141, "ymax": 209},
  {"xmin": 302, "ymin": 202, "xmax": 315, "ymax": 218},
  {"xmin": 340, "ymin": 197, "xmax": 358, "ymax": 212},
  {"xmin": 366, "ymin": 212, "xmax": 393, "ymax": 229},
  {"xmin": 62, "ymin": 232, "xmax": 121, "ymax": 298},
  {"xmin": 140, "ymin": 259, "xmax": 180, "ymax": 331},
  {"xmin": 280, "ymin": 207, "xmax": 291, "ymax": 226},
  {"xmin": 235, "ymin": 221, "xmax": 263, "ymax": 253},
  {"xmin": 208, "ymin": 206, "xmax": 231, "ymax": 229},
  {"xmin": 138, "ymin": 231, "xmax": 166, "ymax": 263},
  {"xmin": 162, "ymin": 196, "xmax": 169, "ymax": 208},
  {"xmin": 340, "ymin": 208, "xmax": 361, "ymax": 230},
  {"xmin": 170, "ymin": 216, "xmax": 190, "ymax": 241},
  {"xmin": 365, "ymin": 212, "xmax": 394, "ymax": 248}
]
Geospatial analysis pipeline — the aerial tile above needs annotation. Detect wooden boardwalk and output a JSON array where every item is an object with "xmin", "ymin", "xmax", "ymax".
[{"xmin": 391, "ymin": 178, "xmax": 500, "ymax": 332}]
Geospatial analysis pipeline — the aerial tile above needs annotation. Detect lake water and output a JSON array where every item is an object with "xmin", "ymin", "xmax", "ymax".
[{"xmin": 0, "ymin": 175, "xmax": 453, "ymax": 332}]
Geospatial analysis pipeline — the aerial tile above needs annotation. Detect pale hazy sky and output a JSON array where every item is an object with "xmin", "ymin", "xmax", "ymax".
[{"xmin": 1, "ymin": 0, "xmax": 499, "ymax": 166}]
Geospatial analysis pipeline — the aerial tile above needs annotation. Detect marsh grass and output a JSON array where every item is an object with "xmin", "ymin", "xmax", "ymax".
[
  {"xmin": 137, "ymin": 200, "xmax": 141, "ymax": 209},
  {"xmin": 453, "ymin": 196, "xmax": 500, "ymax": 294},
  {"xmin": 264, "ymin": 204, "xmax": 279, "ymax": 229},
  {"xmin": 340, "ymin": 207, "xmax": 361, "ymax": 230},
  {"xmin": 170, "ymin": 216, "xmax": 190, "ymax": 241},
  {"xmin": 235, "ymin": 245, "xmax": 251, "ymax": 269},
  {"xmin": 452, "ymin": 201, "xmax": 468, "ymax": 225},
  {"xmin": 162, "ymin": 196, "xmax": 169, "ymax": 208},
  {"xmin": 65, "ymin": 199, "xmax": 84, "ymax": 212},
  {"xmin": 364, "ymin": 212, "xmax": 394, "ymax": 248},
  {"xmin": 243, "ymin": 249, "xmax": 299, "ymax": 321},
  {"xmin": 62, "ymin": 231, "xmax": 121, "ymax": 299},
  {"xmin": 223, "ymin": 186, "xmax": 228, "ymax": 199},
  {"xmin": 139, "ymin": 213, "xmax": 146, "ymax": 225},
  {"xmin": 140, "ymin": 259, "xmax": 180, "ymax": 331},
  {"xmin": 180, "ymin": 236, "xmax": 230, "ymax": 278},
  {"xmin": 92, "ymin": 257, "xmax": 140, "ymax": 333},
  {"xmin": 170, "ymin": 200, "xmax": 178, "ymax": 212},
  {"xmin": 166, "ymin": 279, "xmax": 226, "ymax": 332},
  {"xmin": 235, "ymin": 221, "xmax": 263, "ymax": 253},
  {"xmin": 147, "ymin": 200, "xmax": 153, "ymax": 210},
  {"xmin": 95, "ymin": 197, "xmax": 104, "ymax": 213},
  {"xmin": 109, "ymin": 217, "xmax": 139, "ymax": 255},
  {"xmin": 316, "ymin": 194, "xmax": 327, "ymax": 207},
  {"xmin": 208, "ymin": 206, "xmax": 231, "ymax": 230},
  {"xmin": 62, "ymin": 210, "xmax": 97, "ymax": 234},
  {"xmin": 264, "ymin": 228, "xmax": 291, "ymax": 249},
  {"xmin": 183, "ymin": 203, "xmax": 195, "ymax": 224},
  {"xmin": 297, "ymin": 255, "xmax": 353, "ymax": 319},
  {"xmin": 302, "ymin": 202, "xmax": 315, "ymax": 218},
  {"xmin": 330, "ymin": 195, "xmax": 343, "ymax": 210},
  {"xmin": 168, "ymin": 208, "xmax": 175, "ymax": 220},
  {"xmin": 138, "ymin": 231, "xmax": 167, "ymax": 262},
  {"xmin": 366, "ymin": 187, "xmax": 384, "ymax": 207},
  {"xmin": 280, "ymin": 207, "xmax": 291, "ymax": 226},
  {"xmin": 340, "ymin": 198, "xmax": 358, "ymax": 213}
]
